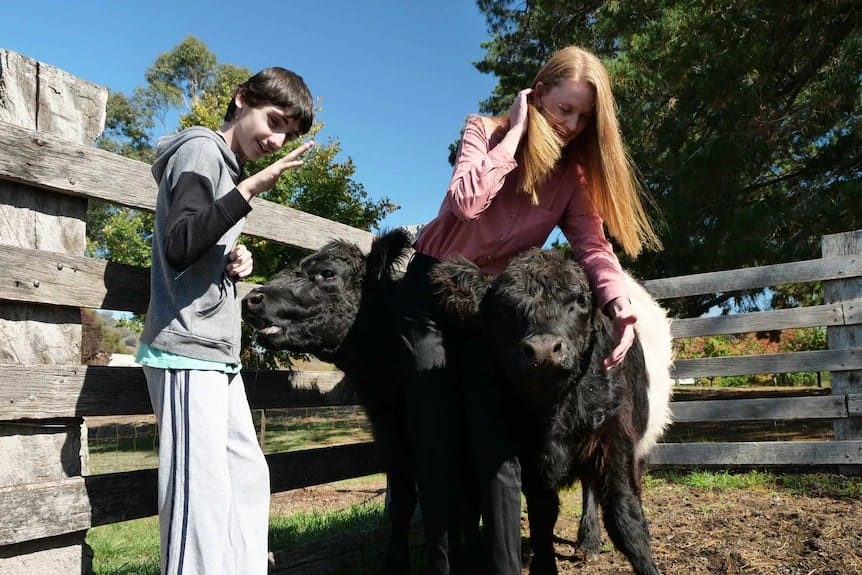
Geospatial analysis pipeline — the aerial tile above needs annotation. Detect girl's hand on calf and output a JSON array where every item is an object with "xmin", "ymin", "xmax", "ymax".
[{"xmin": 603, "ymin": 297, "xmax": 637, "ymax": 372}]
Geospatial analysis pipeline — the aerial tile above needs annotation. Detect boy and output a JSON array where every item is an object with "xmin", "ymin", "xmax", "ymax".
[{"xmin": 137, "ymin": 67, "xmax": 314, "ymax": 574}]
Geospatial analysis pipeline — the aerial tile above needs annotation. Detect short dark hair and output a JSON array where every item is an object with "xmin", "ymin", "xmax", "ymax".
[{"xmin": 224, "ymin": 67, "xmax": 314, "ymax": 135}]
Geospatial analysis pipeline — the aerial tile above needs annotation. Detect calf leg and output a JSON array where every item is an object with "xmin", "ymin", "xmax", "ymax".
[
  {"xmin": 521, "ymin": 467, "xmax": 559, "ymax": 575},
  {"xmin": 383, "ymin": 463, "xmax": 417, "ymax": 575},
  {"xmin": 575, "ymin": 478, "xmax": 602, "ymax": 556},
  {"xmin": 599, "ymin": 450, "xmax": 660, "ymax": 575}
]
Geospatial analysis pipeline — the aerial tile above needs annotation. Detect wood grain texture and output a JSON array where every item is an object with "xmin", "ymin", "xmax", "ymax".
[
  {"xmin": 0, "ymin": 442, "xmax": 381, "ymax": 545},
  {"xmin": 650, "ymin": 440, "xmax": 862, "ymax": 466},
  {"xmin": 0, "ymin": 365, "xmax": 350, "ymax": 419},
  {"xmin": 0, "ymin": 120, "xmax": 373, "ymax": 252},
  {"xmin": 643, "ymin": 254, "xmax": 861, "ymax": 300}
]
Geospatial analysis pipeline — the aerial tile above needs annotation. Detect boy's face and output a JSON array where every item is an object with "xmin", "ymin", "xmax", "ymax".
[{"xmin": 232, "ymin": 101, "xmax": 304, "ymax": 162}]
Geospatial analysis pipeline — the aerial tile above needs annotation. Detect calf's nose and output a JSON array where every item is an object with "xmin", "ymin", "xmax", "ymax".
[
  {"xmin": 520, "ymin": 334, "xmax": 567, "ymax": 366},
  {"xmin": 245, "ymin": 292, "xmax": 264, "ymax": 311}
]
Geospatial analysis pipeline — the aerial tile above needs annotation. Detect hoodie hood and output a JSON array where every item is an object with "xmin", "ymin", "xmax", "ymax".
[{"xmin": 151, "ymin": 126, "xmax": 241, "ymax": 183}]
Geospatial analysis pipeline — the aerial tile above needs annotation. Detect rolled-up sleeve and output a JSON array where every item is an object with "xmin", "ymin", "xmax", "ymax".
[{"xmin": 444, "ymin": 116, "xmax": 518, "ymax": 221}]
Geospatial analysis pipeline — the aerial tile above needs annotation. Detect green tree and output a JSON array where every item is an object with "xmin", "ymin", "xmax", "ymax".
[
  {"xmin": 474, "ymin": 0, "xmax": 861, "ymax": 316},
  {"xmin": 146, "ymin": 35, "xmax": 217, "ymax": 112}
]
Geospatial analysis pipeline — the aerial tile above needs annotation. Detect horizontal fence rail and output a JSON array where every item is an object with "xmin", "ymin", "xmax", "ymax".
[
  {"xmin": 0, "ymin": 120, "xmax": 373, "ymax": 253},
  {"xmin": 649, "ymin": 440, "xmax": 862, "ymax": 467},
  {"xmin": 0, "ymin": 442, "xmax": 382, "ymax": 546},
  {"xmin": 643, "ymin": 253, "xmax": 862, "ymax": 299},
  {"xmin": 0, "ymin": 366, "xmax": 349, "ymax": 419}
]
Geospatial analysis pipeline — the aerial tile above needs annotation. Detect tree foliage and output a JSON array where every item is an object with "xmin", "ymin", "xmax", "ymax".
[
  {"xmin": 475, "ymin": 0, "xmax": 861, "ymax": 316},
  {"xmin": 675, "ymin": 327, "xmax": 828, "ymax": 387}
]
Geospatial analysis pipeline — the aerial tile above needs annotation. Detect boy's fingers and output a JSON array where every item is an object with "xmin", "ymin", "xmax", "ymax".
[
  {"xmin": 277, "ymin": 160, "xmax": 304, "ymax": 171},
  {"xmin": 285, "ymin": 141, "xmax": 314, "ymax": 160}
]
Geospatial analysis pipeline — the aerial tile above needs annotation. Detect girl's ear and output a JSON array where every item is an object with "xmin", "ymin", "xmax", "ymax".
[{"xmin": 531, "ymin": 81, "xmax": 545, "ymax": 106}]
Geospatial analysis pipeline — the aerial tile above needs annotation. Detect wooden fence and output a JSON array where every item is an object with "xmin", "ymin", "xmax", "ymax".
[{"xmin": 0, "ymin": 51, "xmax": 859, "ymax": 572}]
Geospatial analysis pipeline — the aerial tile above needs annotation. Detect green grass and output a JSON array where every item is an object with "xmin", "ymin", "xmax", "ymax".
[
  {"xmin": 87, "ymin": 499, "xmax": 396, "ymax": 575},
  {"xmin": 258, "ymin": 407, "xmax": 373, "ymax": 453},
  {"xmin": 646, "ymin": 468, "xmax": 862, "ymax": 498},
  {"xmin": 87, "ymin": 517, "xmax": 160, "ymax": 575},
  {"xmin": 269, "ymin": 500, "xmax": 388, "ymax": 551}
]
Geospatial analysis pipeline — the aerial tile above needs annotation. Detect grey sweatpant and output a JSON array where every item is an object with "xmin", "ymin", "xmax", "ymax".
[{"xmin": 144, "ymin": 367, "xmax": 270, "ymax": 575}]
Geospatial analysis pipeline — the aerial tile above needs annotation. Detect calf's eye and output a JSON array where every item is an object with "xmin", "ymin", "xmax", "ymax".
[{"xmin": 565, "ymin": 293, "xmax": 587, "ymax": 312}]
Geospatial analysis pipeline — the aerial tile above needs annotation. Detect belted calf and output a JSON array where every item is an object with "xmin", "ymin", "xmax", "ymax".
[{"xmin": 431, "ymin": 248, "xmax": 674, "ymax": 575}]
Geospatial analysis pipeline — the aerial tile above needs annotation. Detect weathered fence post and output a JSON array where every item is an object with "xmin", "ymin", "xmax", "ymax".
[
  {"xmin": 823, "ymin": 229, "xmax": 862, "ymax": 475},
  {"xmin": 0, "ymin": 49, "xmax": 107, "ymax": 573}
]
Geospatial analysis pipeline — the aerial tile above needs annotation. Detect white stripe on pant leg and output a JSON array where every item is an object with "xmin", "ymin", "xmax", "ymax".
[{"xmin": 166, "ymin": 370, "xmax": 190, "ymax": 573}]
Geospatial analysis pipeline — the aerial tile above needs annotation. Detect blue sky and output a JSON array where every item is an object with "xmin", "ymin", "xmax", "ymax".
[{"xmin": 1, "ymin": 0, "xmax": 502, "ymax": 232}]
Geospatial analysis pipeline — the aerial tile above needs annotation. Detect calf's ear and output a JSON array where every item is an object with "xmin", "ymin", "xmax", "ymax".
[
  {"xmin": 366, "ymin": 228, "xmax": 413, "ymax": 282},
  {"xmin": 429, "ymin": 258, "xmax": 489, "ymax": 323}
]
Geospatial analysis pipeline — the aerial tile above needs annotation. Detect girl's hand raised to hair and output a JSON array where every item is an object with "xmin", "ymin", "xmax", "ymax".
[
  {"xmin": 508, "ymin": 88, "xmax": 533, "ymax": 134},
  {"xmin": 237, "ymin": 141, "xmax": 315, "ymax": 201},
  {"xmin": 603, "ymin": 297, "xmax": 638, "ymax": 372},
  {"xmin": 497, "ymin": 88, "xmax": 532, "ymax": 156}
]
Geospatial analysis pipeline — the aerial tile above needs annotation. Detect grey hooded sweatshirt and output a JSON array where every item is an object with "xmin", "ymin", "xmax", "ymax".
[{"xmin": 140, "ymin": 126, "xmax": 253, "ymax": 364}]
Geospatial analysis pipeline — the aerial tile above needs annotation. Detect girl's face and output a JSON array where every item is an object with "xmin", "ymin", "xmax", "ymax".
[
  {"xmin": 534, "ymin": 78, "xmax": 595, "ymax": 145},
  {"xmin": 231, "ymin": 99, "xmax": 303, "ymax": 162}
]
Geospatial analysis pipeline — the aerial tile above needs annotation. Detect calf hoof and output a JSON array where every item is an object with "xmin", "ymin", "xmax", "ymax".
[
  {"xmin": 574, "ymin": 537, "xmax": 602, "ymax": 558},
  {"xmin": 572, "ymin": 546, "xmax": 600, "ymax": 562}
]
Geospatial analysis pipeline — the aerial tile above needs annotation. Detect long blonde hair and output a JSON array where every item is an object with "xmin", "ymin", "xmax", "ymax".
[{"xmin": 518, "ymin": 46, "xmax": 662, "ymax": 258}]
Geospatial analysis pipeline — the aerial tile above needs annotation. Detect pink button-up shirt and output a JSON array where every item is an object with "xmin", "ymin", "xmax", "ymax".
[{"xmin": 415, "ymin": 114, "xmax": 629, "ymax": 309}]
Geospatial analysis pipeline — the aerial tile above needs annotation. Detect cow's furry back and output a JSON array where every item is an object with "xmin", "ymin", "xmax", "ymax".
[{"xmin": 624, "ymin": 273, "xmax": 674, "ymax": 458}]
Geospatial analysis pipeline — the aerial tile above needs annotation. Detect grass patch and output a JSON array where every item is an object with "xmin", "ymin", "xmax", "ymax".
[
  {"xmin": 258, "ymin": 407, "xmax": 373, "ymax": 453},
  {"xmin": 87, "ymin": 517, "xmax": 160, "ymax": 575},
  {"xmin": 774, "ymin": 472, "xmax": 862, "ymax": 498},
  {"xmin": 86, "ymin": 499, "xmax": 393, "ymax": 575},
  {"xmin": 269, "ymin": 499, "xmax": 388, "ymax": 551},
  {"xmin": 649, "ymin": 469, "xmax": 862, "ymax": 498}
]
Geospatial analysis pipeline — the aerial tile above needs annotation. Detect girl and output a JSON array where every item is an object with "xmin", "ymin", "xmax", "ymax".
[{"xmin": 397, "ymin": 45, "xmax": 661, "ymax": 574}]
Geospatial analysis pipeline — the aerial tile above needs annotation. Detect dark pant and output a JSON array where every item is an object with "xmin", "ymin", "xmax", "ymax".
[{"xmin": 396, "ymin": 252, "xmax": 522, "ymax": 575}]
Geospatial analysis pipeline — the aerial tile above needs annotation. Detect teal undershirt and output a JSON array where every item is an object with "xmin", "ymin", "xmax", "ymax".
[{"xmin": 135, "ymin": 342, "xmax": 241, "ymax": 374}]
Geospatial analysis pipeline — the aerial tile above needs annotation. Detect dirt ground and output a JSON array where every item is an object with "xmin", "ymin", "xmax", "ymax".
[{"xmin": 271, "ymin": 472, "xmax": 862, "ymax": 575}]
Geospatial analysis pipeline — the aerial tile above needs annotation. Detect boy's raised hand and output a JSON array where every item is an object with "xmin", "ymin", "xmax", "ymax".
[{"xmin": 237, "ymin": 141, "xmax": 315, "ymax": 201}]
